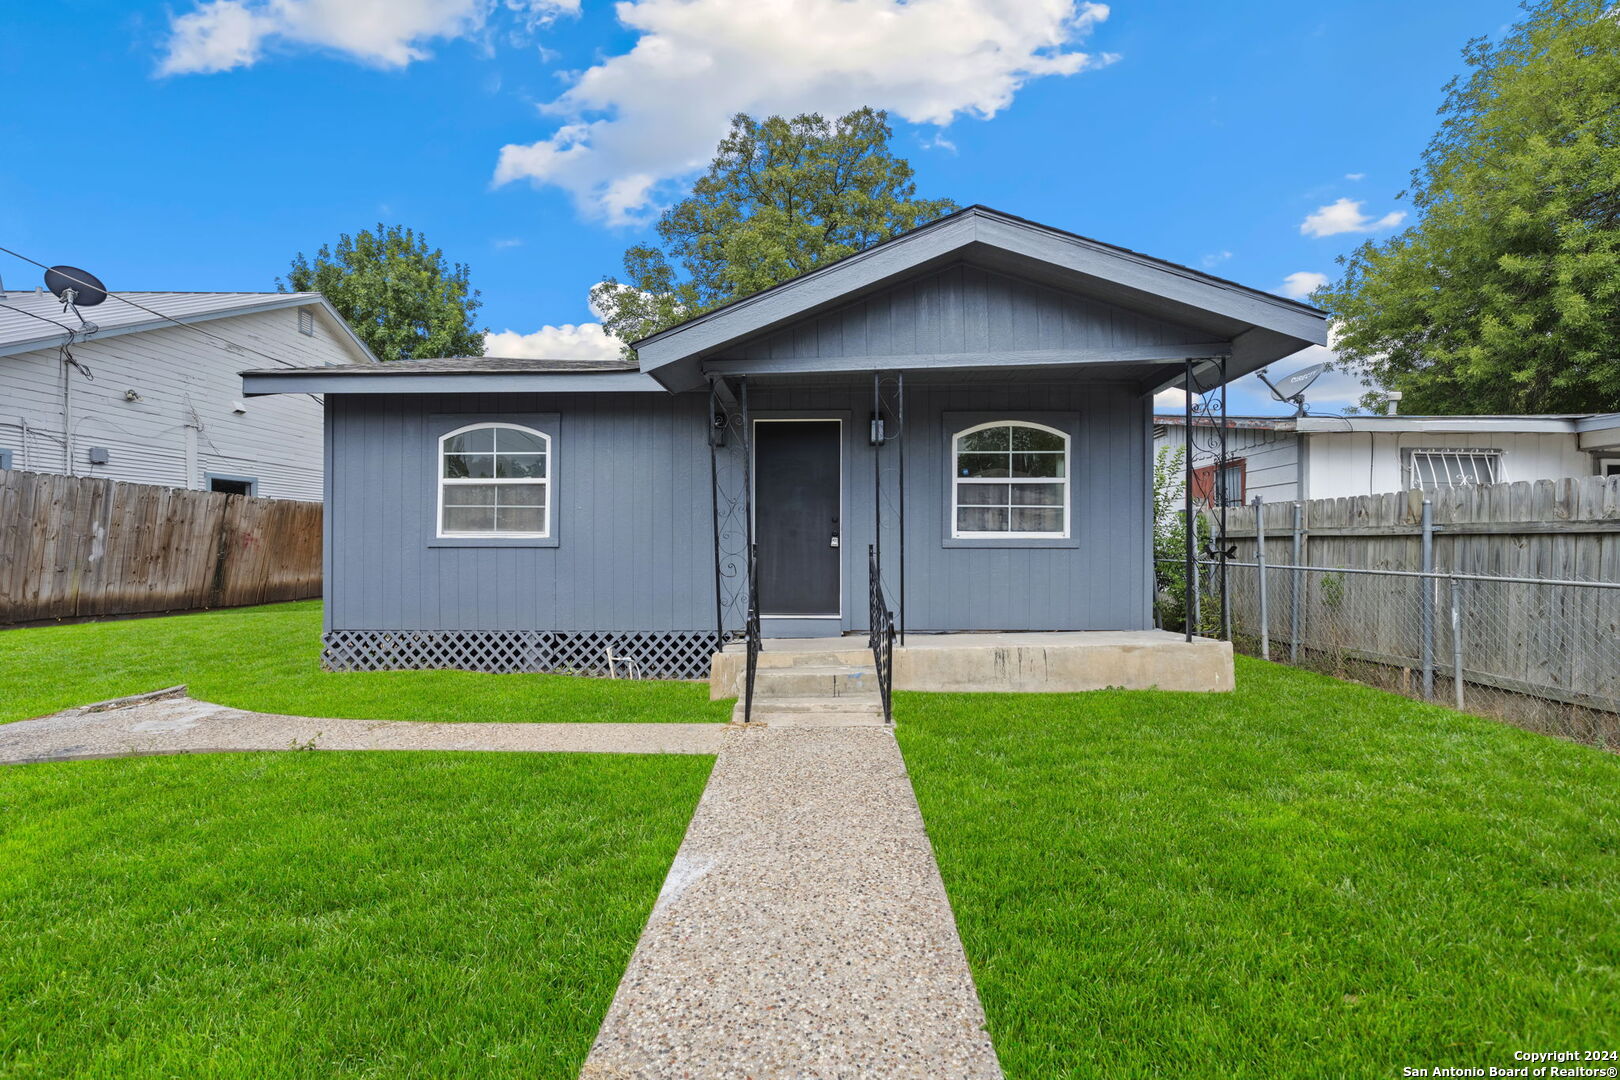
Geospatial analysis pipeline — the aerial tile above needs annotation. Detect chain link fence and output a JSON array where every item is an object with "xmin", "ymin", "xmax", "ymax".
[{"xmin": 1163, "ymin": 557, "xmax": 1620, "ymax": 750}]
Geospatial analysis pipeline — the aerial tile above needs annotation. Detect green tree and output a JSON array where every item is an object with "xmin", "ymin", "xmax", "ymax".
[
  {"xmin": 592, "ymin": 108, "xmax": 957, "ymax": 347},
  {"xmin": 1151, "ymin": 446, "xmax": 1215, "ymax": 634},
  {"xmin": 1318, "ymin": 0, "xmax": 1620, "ymax": 414},
  {"xmin": 279, "ymin": 225, "xmax": 483, "ymax": 362}
]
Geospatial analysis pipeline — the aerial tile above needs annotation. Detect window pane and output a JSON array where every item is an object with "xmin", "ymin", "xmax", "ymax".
[
  {"xmin": 1011, "ymin": 426, "xmax": 1064, "ymax": 452},
  {"xmin": 1011, "ymin": 507, "xmax": 1063, "ymax": 533},
  {"xmin": 957, "ymin": 483, "xmax": 1009, "ymax": 506},
  {"xmin": 498, "ymin": 484, "xmax": 547, "ymax": 507},
  {"xmin": 496, "ymin": 507, "xmax": 545, "ymax": 533},
  {"xmin": 496, "ymin": 453, "xmax": 547, "ymax": 479},
  {"xmin": 443, "ymin": 484, "xmax": 498, "ymax": 507},
  {"xmin": 956, "ymin": 506, "xmax": 1009, "ymax": 533},
  {"xmin": 444, "ymin": 453, "xmax": 494, "ymax": 479},
  {"xmin": 1009, "ymin": 482, "xmax": 1063, "ymax": 506},
  {"xmin": 443, "ymin": 428, "xmax": 495, "ymax": 455},
  {"xmin": 958, "ymin": 453, "xmax": 1010, "ymax": 478},
  {"xmin": 1413, "ymin": 455, "xmax": 1437, "ymax": 488},
  {"xmin": 443, "ymin": 506, "xmax": 495, "ymax": 532},
  {"xmin": 1011, "ymin": 452, "xmax": 1064, "ymax": 478},
  {"xmin": 957, "ymin": 427, "xmax": 1011, "ymax": 453},
  {"xmin": 496, "ymin": 427, "xmax": 547, "ymax": 453}
]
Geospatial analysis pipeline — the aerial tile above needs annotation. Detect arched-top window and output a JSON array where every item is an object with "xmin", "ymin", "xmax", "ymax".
[
  {"xmin": 951, "ymin": 421, "xmax": 1069, "ymax": 538},
  {"xmin": 437, "ymin": 423, "xmax": 551, "ymax": 538}
]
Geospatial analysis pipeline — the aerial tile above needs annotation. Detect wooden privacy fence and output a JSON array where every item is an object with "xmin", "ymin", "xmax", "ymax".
[
  {"xmin": 0, "ymin": 469, "xmax": 322, "ymax": 625},
  {"xmin": 1200, "ymin": 475, "xmax": 1620, "ymax": 742}
]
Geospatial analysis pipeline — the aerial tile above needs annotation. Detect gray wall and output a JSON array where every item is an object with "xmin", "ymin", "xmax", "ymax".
[
  {"xmin": 737, "ymin": 262, "xmax": 1211, "ymax": 361},
  {"xmin": 326, "ymin": 376, "xmax": 1154, "ymax": 636}
]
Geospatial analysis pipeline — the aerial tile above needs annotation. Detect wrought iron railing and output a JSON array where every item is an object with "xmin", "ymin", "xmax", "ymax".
[
  {"xmin": 744, "ymin": 544, "xmax": 761, "ymax": 723},
  {"xmin": 868, "ymin": 544, "xmax": 896, "ymax": 724}
]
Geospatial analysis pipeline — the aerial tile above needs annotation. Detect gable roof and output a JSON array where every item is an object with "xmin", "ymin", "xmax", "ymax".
[
  {"xmin": 633, "ymin": 205, "xmax": 1329, "ymax": 391},
  {"xmin": 0, "ymin": 289, "xmax": 378, "ymax": 363}
]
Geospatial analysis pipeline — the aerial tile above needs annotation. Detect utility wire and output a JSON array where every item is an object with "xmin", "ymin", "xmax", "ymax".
[
  {"xmin": 0, "ymin": 244, "xmax": 306, "ymax": 371},
  {"xmin": 0, "ymin": 300, "xmax": 78, "ymax": 335}
]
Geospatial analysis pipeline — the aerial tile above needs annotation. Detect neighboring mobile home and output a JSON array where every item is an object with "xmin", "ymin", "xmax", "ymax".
[
  {"xmin": 242, "ymin": 206, "xmax": 1327, "ymax": 680},
  {"xmin": 1156, "ymin": 411, "xmax": 1620, "ymax": 505},
  {"xmin": 0, "ymin": 288, "xmax": 374, "ymax": 499}
]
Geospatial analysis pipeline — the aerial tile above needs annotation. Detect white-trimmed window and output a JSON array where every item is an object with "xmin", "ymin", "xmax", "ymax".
[
  {"xmin": 1407, "ymin": 448, "xmax": 1502, "ymax": 492},
  {"xmin": 952, "ymin": 421, "xmax": 1069, "ymax": 538},
  {"xmin": 438, "ymin": 423, "xmax": 550, "ymax": 537}
]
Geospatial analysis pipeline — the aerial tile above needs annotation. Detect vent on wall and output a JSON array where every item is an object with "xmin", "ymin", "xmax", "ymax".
[{"xmin": 297, "ymin": 308, "xmax": 315, "ymax": 336}]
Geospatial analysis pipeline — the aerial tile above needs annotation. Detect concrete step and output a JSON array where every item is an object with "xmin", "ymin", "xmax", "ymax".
[
  {"xmin": 753, "ymin": 648, "xmax": 875, "ymax": 669},
  {"xmin": 751, "ymin": 665, "xmax": 876, "ymax": 698},
  {"xmin": 740, "ymin": 695, "xmax": 883, "ymax": 713},
  {"xmin": 730, "ymin": 696, "xmax": 887, "ymax": 726}
]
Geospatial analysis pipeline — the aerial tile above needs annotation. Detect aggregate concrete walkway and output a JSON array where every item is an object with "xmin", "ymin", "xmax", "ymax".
[
  {"xmin": 0, "ymin": 689, "xmax": 725, "ymax": 764},
  {"xmin": 581, "ymin": 723, "xmax": 1003, "ymax": 1080}
]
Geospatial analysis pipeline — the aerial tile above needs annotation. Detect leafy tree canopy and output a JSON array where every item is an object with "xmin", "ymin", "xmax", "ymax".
[
  {"xmin": 1318, "ymin": 0, "xmax": 1620, "ymax": 414},
  {"xmin": 279, "ymin": 224, "xmax": 483, "ymax": 362},
  {"xmin": 592, "ymin": 107, "xmax": 957, "ymax": 347}
]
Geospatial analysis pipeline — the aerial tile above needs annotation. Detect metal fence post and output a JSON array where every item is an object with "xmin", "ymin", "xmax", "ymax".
[
  {"xmin": 1290, "ymin": 501, "xmax": 1303, "ymax": 664},
  {"xmin": 1420, "ymin": 498, "xmax": 1435, "ymax": 699},
  {"xmin": 1253, "ymin": 495, "xmax": 1269, "ymax": 660},
  {"xmin": 1450, "ymin": 575, "xmax": 1464, "ymax": 711}
]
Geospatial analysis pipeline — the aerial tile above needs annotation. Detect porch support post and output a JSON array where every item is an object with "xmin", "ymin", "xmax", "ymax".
[
  {"xmin": 872, "ymin": 371, "xmax": 881, "ymax": 616},
  {"xmin": 708, "ymin": 378, "xmax": 724, "ymax": 643},
  {"xmin": 896, "ymin": 371, "xmax": 906, "ymax": 646},
  {"xmin": 1183, "ymin": 356, "xmax": 1194, "ymax": 642},
  {"xmin": 1218, "ymin": 355, "xmax": 1231, "ymax": 642}
]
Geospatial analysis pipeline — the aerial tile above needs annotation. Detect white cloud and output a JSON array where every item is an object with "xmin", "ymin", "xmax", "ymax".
[
  {"xmin": 1299, "ymin": 197, "xmax": 1405, "ymax": 238},
  {"xmin": 1344, "ymin": 172, "xmax": 1365, "ymax": 181},
  {"xmin": 159, "ymin": 0, "xmax": 577, "ymax": 74},
  {"xmin": 1201, "ymin": 250, "xmax": 1233, "ymax": 269},
  {"xmin": 495, "ymin": 0, "xmax": 1116, "ymax": 224},
  {"xmin": 1153, "ymin": 387, "xmax": 1187, "ymax": 412},
  {"xmin": 484, "ymin": 322, "xmax": 625, "ymax": 362},
  {"xmin": 492, "ymin": 237, "xmax": 524, "ymax": 249},
  {"xmin": 1278, "ymin": 271, "xmax": 1328, "ymax": 300}
]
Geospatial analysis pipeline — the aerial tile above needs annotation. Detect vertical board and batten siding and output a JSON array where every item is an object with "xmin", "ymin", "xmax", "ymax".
[
  {"xmin": 327, "ymin": 378, "xmax": 1154, "ymax": 637},
  {"xmin": 0, "ymin": 469, "xmax": 321, "ymax": 624},
  {"xmin": 736, "ymin": 263, "xmax": 1213, "ymax": 361},
  {"xmin": 327, "ymin": 392, "xmax": 716, "ymax": 635},
  {"xmin": 0, "ymin": 306, "xmax": 360, "ymax": 500}
]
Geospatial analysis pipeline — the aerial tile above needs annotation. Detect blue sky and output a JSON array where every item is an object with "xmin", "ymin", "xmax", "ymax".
[{"xmin": 0, "ymin": 1, "xmax": 1522, "ymax": 414}]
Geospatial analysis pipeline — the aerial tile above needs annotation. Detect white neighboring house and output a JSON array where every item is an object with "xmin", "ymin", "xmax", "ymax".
[
  {"xmin": 0, "ymin": 288, "xmax": 375, "ymax": 500},
  {"xmin": 1156, "ymin": 411, "xmax": 1620, "ymax": 505}
]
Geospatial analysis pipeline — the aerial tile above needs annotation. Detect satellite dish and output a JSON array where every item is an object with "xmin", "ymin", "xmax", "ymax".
[
  {"xmin": 1256, "ymin": 361, "xmax": 1328, "ymax": 416},
  {"xmin": 44, "ymin": 265, "xmax": 108, "ymax": 308}
]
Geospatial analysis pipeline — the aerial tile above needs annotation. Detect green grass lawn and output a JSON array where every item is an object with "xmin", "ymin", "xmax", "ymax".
[
  {"xmin": 0, "ymin": 601, "xmax": 731, "ymax": 725},
  {"xmin": 897, "ymin": 657, "xmax": 1620, "ymax": 1079},
  {"xmin": 0, "ymin": 750, "xmax": 711, "ymax": 1079}
]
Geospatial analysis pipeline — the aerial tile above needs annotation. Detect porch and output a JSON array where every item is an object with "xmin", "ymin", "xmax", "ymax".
[{"xmin": 709, "ymin": 630, "xmax": 1233, "ymax": 700}]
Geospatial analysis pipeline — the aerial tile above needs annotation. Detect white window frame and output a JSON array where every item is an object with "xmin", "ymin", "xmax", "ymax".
[
  {"xmin": 436, "ymin": 422, "xmax": 552, "ymax": 539},
  {"xmin": 1599, "ymin": 456, "xmax": 1620, "ymax": 478},
  {"xmin": 1405, "ymin": 448, "xmax": 1504, "ymax": 492},
  {"xmin": 950, "ymin": 420, "xmax": 1071, "ymax": 539}
]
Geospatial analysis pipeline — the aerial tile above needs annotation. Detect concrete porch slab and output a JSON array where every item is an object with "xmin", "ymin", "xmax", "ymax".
[{"xmin": 711, "ymin": 630, "xmax": 1234, "ymax": 698}]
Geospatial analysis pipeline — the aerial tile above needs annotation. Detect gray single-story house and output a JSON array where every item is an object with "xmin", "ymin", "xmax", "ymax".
[{"xmin": 242, "ymin": 206, "xmax": 1327, "ymax": 682}]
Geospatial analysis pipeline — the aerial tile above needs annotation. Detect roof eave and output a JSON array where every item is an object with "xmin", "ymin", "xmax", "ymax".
[{"xmin": 242, "ymin": 369, "xmax": 666, "ymax": 396}]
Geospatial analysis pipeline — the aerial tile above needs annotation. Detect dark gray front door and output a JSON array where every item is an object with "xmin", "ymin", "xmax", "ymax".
[{"xmin": 754, "ymin": 420, "xmax": 841, "ymax": 617}]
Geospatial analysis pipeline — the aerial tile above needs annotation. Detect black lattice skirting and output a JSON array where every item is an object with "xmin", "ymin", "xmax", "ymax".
[{"xmin": 322, "ymin": 629, "xmax": 723, "ymax": 680}]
